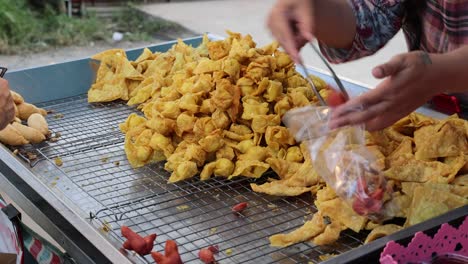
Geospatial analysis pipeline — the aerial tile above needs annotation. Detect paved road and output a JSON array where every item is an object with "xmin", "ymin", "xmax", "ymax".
[{"xmin": 139, "ymin": 0, "xmax": 408, "ymax": 87}]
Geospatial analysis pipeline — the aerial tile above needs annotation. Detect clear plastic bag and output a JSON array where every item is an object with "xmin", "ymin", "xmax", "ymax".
[{"xmin": 283, "ymin": 105, "xmax": 388, "ymax": 221}]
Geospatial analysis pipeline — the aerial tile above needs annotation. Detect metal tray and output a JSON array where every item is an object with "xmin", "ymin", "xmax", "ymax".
[{"xmin": 0, "ymin": 34, "xmax": 462, "ymax": 264}]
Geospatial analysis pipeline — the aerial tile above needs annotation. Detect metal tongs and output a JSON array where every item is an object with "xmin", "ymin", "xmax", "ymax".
[
  {"xmin": 298, "ymin": 43, "xmax": 349, "ymax": 105},
  {"xmin": 0, "ymin": 67, "xmax": 7, "ymax": 78}
]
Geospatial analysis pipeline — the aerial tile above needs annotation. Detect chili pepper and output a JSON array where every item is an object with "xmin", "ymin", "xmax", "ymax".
[
  {"xmin": 232, "ymin": 202, "xmax": 248, "ymax": 213},
  {"xmin": 352, "ymin": 194, "xmax": 383, "ymax": 216},
  {"xmin": 326, "ymin": 89, "xmax": 346, "ymax": 107},
  {"xmin": 143, "ymin": 233, "xmax": 157, "ymax": 255},
  {"xmin": 151, "ymin": 240, "xmax": 183, "ymax": 264},
  {"xmin": 121, "ymin": 226, "xmax": 156, "ymax": 256},
  {"xmin": 370, "ymin": 187, "xmax": 384, "ymax": 201},
  {"xmin": 199, "ymin": 248, "xmax": 215, "ymax": 263},
  {"xmin": 207, "ymin": 245, "xmax": 219, "ymax": 254},
  {"xmin": 121, "ymin": 226, "xmax": 146, "ymax": 254}
]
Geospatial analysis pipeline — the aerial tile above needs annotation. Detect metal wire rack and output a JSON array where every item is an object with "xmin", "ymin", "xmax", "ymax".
[{"xmin": 21, "ymin": 94, "xmax": 369, "ymax": 263}]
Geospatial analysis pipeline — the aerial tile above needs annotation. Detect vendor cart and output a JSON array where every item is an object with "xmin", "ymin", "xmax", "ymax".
[{"xmin": 0, "ymin": 34, "xmax": 466, "ymax": 264}]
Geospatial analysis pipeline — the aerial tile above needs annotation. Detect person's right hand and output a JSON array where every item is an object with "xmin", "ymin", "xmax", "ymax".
[
  {"xmin": 267, "ymin": 0, "xmax": 315, "ymax": 63},
  {"xmin": 0, "ymin": 78, "xmax": 15, "ymax": 130}
]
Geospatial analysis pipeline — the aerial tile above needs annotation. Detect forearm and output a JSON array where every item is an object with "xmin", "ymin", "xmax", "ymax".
[
  {"xmin": 431, "ymin": 45, "xmax": 468, "ymax": 94},
  {"xmin": 313, "ymin": 0, "xmax": 356, "ymax": 49}
]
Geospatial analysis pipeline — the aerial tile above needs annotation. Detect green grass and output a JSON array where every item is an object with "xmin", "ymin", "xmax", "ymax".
[
  {"xmin": 0, "ymin": 0, "xmax": 180, "ymax": 54},
  {"xmin": 110, "ymin": 3, "xmax": 181, "ymax": 41}
]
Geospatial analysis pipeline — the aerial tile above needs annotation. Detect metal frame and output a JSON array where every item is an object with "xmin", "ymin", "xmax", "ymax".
[{"xmin": 0, "ymin": 150, "xmax": 129, "ymax": 263}]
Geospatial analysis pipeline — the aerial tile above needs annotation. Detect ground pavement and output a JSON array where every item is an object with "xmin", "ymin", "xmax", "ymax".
[{"xmin": 139, "ymin": 0, "xmax": 408, "ymax": 87}]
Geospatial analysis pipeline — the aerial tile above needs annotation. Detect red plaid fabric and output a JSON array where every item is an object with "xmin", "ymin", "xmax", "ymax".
[{"xmin": 320, "ymin": 0, "xmax": 468, "ymax": 63}]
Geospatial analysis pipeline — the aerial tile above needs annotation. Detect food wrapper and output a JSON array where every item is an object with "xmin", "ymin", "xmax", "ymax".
[{"xmin": 283, "ymin": 105, "xmax": 389, "ymax": 221}]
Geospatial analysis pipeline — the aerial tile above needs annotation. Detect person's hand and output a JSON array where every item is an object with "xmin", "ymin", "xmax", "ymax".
[
  {"xmin": 267, "ymin": 0, "xmax": 315, "ymax": 63},
  {"xmin": 329, "ymin": 51, "xmax": 441, "ymax": 131},
  {"xmin": 0, "ymin": 78, "xmax": 16, "ymax": 130}
]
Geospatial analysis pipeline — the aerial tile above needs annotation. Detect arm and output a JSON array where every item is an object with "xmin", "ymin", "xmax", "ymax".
[
  {"xmin": 329, "ymin": 45, "xmax": 468, "ymax": 131},
  {"xmin": 312, "ymin": 0, "xmax": 356, "ymax": 49},
  {"xmin": 320, "ymin": 0, "xmax": 406, "ymax": 63},
  {"xmin": 431, "ymin": 45, "xmax": 468, "ymax": 94},
  {"xmin": 267, "ymin": 0, "xmax": 357, "ymax": 62}
]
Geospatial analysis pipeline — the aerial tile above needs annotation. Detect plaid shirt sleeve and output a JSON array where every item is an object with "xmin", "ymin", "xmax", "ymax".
[{"xmin": 319, "ymin": 0, "xmax": 406, "ymax": 63}]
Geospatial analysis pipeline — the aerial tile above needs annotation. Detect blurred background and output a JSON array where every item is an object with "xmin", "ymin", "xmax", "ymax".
[{"xmin": 0, "ymin": 0, "xmax": 407, "ymax": 87}]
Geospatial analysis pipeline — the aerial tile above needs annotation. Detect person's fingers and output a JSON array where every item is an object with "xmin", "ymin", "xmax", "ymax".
[
  {"xmin": 365, "ymin": 106, "xmax": 416, "ymax": 131},
  {"xmin": 0, "ymin": 78, "xmax": 15, "ymax": 130},
  {"xmin": 0, "ymin": 78, "xmax": 8, "ymax": 90},
  {"xmin": 364, "ymin": 114, "xmax": 399, "ymax": 131},
  {"xmin": 372, "ymin": 55, "xmax": 405, "ymax": 79},
  {"xmin": 295, "ymin": 0, "xmax": 315, "ymax": 41},
  {"xmin": 267, "ymin": 7, "xmax": 301, "ymax": 62},
  {"xmin": 329, "ymin": 100, "xmax": 389, "ymax": 129},
  {"xmin": 331, "ymin": 87, "xmax": 383, "ymax": 119},
  {"xmin": 5, "ymin": 94, "xmax": 15, "ymax": 123},
  {"xmin": 293, "ymin": 34, "xmax": 308, "ymax": 51}
]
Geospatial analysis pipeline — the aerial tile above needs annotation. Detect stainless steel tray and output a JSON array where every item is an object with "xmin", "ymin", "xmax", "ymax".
[{"xmin": 0, "ymin": 34, "xmax": 456, "ymax": 264}]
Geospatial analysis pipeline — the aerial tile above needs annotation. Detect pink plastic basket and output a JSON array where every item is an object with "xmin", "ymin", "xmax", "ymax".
[{"xmin": 380, "ymin": 216, "xmax": 468, "ymax": 264}]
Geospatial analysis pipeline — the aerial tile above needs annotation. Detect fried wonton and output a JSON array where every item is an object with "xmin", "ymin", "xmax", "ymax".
[
  {"xmin": 414, "ymin": 119, "xmax": 468, "ymax": 160},
  {"xmin": 364, "ymin": 224, "xmax": 403, "ymax": 244},
  {"xmin": 405, "ymin": 185, "xmax": 467, "ymax": 226},
  {"xmin": 270, "ymin": 212, "xmax": 326, "ymax": 247}
]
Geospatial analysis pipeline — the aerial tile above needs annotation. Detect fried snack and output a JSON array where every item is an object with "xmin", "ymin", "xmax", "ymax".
[
  {"xmin": 364, "ymin": 224, "xmax": 403, "ymax": 244},
  {"xmin": 414, "ymin": 118, "xmax": 467, "ymax": 160},
  {"xmin": 250, "ymin": 181, "xmax": 315, "ymax": 196},
  {"xmin": 17, "ymin": 102, "xmax": 47, "ymax": 120},
  {"xmin": 27, "ymin": 113, "xmax": 49, "ymax": 136},
  {"xmin": 311, "ymin": 221, "xmax": 343, "ymax": 246},
  {"xmin": 0, "ymin": 91, "xmax": 50, "ymax": 147},
  {"xmin": 316, "ymin": 198, "xmax": 367, "ymax": 233},
  {"xmin": 0, "ymin": 124, "xmax": 29, "ymax": 146},
  {"xmin": 270, "ymin": 211, "xmax": 326, "ymax": 247},
  {"xmin": 88, "ymin": 31, "xmax": 327, "ymax": 185},
  {"xmin": 405, "ymin": 185, "xmax": 467, "ymax": 226},
  {"xmin": 10, "ymin": 91, "xmax": 24, "ymax": 104},
  {"xmin": 87, "ymin": 33, "xmax": 468, "ymax": 249},
  {"xmin": 11, "ymin": 122, "xmax": 45, "ymax": 144}
]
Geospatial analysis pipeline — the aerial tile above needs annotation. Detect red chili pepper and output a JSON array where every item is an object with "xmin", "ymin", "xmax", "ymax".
[
  {"xmin": 207, "ymin": 245, "xmax": 219, "ymax": 254},
  {"xmin": 121, "ymin": 226, "xmax": 156, "ymax": 255},
  {"xmin": 199, "ymin": 248, "xmax": 215, "ymax": 263},
  {"xmin": 370, "ymin": 187, "xmax": 384, "ymax": 201},
  {"xmin": 352, "ymin": 198, "xmax": 368, "ymax": 216},
  {"xmin": 352, "ymin": 194, "xmax": 383, "ymax": 216},
  {"xmin": 151, "ymin": 240, "xmax": 183, "ymax": 264},
  {"xmin": 232, "ymin": 202, "xmax": 248, "ymax": 213},
  {"xmin": 143, "ymin": 233, "xmax": 157, "ymax": 255},
  {"xmin": 326, "ymin": 89, "xmax": 346, "ymax": 107}
]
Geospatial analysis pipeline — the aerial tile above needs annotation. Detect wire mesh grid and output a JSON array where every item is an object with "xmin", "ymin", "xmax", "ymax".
[{"xmin": 24, "ymin": 94, "xmax": 369, "ymax": 263}]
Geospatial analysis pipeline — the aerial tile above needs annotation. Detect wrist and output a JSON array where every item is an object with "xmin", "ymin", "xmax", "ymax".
[
  {"xmin": 426, "ymin": 53, "xmax": 446, "ymax": 95},
  {"xmin": 429, "ymin": 47, "xmax": 468, "ymax": 94}
]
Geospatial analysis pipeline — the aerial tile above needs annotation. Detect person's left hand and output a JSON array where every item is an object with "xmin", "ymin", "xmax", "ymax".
[
  {"xmin": 329, "ymin": 50, "xmax": 441, "ymax": 131},
  {"xmin": 0, "ymin": 78, "xmax": 15, "ymax": 130}
]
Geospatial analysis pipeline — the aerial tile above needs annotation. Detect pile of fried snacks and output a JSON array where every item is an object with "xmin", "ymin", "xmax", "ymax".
[{"xmin": 87, "ymin": 31, "xmax": 467, "ymax": 247}]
